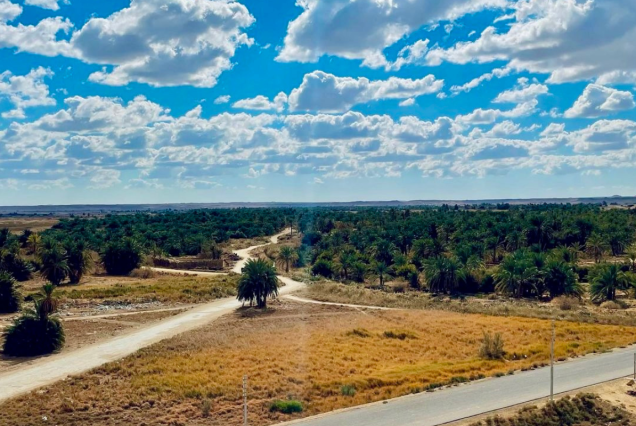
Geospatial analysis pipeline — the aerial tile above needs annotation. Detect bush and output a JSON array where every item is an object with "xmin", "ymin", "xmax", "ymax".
[
  {"xmin": 383, "ymin": 330, "xmax": 417, "ymax": 340},
  {"xmin": 0, "ymin": 271, "xmax": 22, "ymax": 313},
  {"xmin": 469, "ymin": 394, "xmax": 631, "ymax": 426},
  {"xmin": 340, "ymin": 385, "xmax": 356, "ymax": 396},
  {"xmin": 129, "ymin": 268, "xmax": 156, "ymax": 279},
  {"xmin": 479, "ymin": 332, "xmax": 505, "ymax": 360},
  {"xmin": 3, "ymin": 315, "xmax": 65, "ymax": 357},
  {"xmin": 600, "ymin": 300, "xmax": 624, "ymax": 310},
  {"xmin": 269, "ymin": 400, "xmax": 303, "ymax": 414},
  {"xmin": 311, "ymin": 259, "xmax": 334, "ymax": 278},
  {"xmin": 347, "ymin": 328, "xmax": 371, "ymax": 338},
  {"xmin": 102, "ymin": 238, "xmax": 143, "ymax": 276},
  {"xmin": 553, "ymin": 296, "xmax": 580, "ymax": 311}
]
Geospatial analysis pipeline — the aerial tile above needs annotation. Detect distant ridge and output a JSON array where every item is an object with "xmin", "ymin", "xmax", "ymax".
[{"xmin": 1, "ymin": 196, "xmax": 635, "ymax": 215}]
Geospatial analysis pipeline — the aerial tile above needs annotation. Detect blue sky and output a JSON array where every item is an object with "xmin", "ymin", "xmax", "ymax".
[{"xmin": 1, "ymin": 0, "xmax": 635, "ymax": 205}]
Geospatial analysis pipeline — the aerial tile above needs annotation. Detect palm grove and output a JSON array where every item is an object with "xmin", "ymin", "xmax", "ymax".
[{"xmin": 296, "ymin": 205, "xmax": 636, "ymax": 302}]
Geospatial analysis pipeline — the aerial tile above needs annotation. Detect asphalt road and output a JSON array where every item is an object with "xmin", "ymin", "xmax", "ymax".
[{"xmin": 283, "ymin": 345, "xmax": 636, "ymax": 426}]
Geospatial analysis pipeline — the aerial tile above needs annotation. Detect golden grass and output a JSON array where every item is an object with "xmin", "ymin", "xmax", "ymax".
[
  {"xmin": 0, "ymin": 217, "xmax": 59, "ymax": 233},
  {"xmin": 53, "ymin": 275, "xmax": 238, "ymax": 304},
  {"xmin": 301, "ymin": 282, "xmax": 636, "ymax": 327},
  {"xmin": 2, "ymin": 301, "xmax": 636, "ymax": 426}
]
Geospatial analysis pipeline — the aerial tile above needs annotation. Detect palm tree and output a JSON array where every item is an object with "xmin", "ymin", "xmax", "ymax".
[
  {"xmin": 0, "ymin": 271, "xmax": 22, "ymax": 313},
  {"xmin": 237, "ymin": 259, "xmax": 279, "ymax": 309},
  {"xmin": 338, "ymin": 251, "xmax": 356, "ymax": 280},
  {"xmin": 65, "ymin": 241, "xmax": 93, "ymax": 284},
  {"xmin": 423, "ymin": 256, "xmax": 466, "ymax": 294},
  {"xmin": 27, "ymin": 233, "xmax": 42, "ymax": 255},
  {"xmin": 37, "ymin": 283, "xmax": 59, "ymax": 319},
  {"xmin": 586, "ymin": 234, "xmax": 608, "ymax": 263},
  {"xmin": 374, "ymin": 262, "xmax": 388, "ymax": 289},
  {"xmin": 590, "ymin": 263, "xmax": 633, "ymax": 303},
  {"xmin": 39, "ymin": 245, "xmax": 70, "ymax": 286},
  {"xmin": 543, "ymin": 260, "xmax": 583, "ymax": 299},
  {"xmin": 276, "ymin": 246, "xmax": 298, "ymax": 273},
  {"xmin": 494, "ymin": 251, "xmax": 540, "ymax": 298}
]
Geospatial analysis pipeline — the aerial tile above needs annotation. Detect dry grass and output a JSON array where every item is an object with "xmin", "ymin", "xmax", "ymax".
[
  {"xmin": 52, "ymin": 275, "xmax": 238, "ymax": 305},
  {"xmin": 0, "ymin": 217, "xmax": 59, "ymax": 233},
  {"xmin": 301, "ymin": 282, "xmax": 636, "ymax": 327},
  {"xmin": 3, "ymin": 300, "xmax": 636, "ymax": 426}
]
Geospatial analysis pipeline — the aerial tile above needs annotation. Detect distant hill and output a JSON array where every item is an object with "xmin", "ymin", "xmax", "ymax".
[{"xmin": 0, "ymin": 196, "xmax": 635, "ymax": 216}]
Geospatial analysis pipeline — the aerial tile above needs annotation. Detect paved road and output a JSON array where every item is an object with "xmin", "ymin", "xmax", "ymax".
[
  {"xmin": 283, "ymin": 345, "xmax": 636, "ymax": 426},
  {"xmin": 0, "ymin": 231, "xmax": 300, "ymax": 403}
]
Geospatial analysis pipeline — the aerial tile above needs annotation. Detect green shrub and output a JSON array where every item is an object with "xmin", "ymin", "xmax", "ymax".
[
  {"xmin": 0, "ymin": 271, "xmax": 22, "ymax": 313},
  {"xmin": 340, "ymin": 385, "xmax": 356, "ymax": 396},
  {"xmin": 3, "ymin": 315, "xmax": 65, "ymax": 357},
  {"xmin": 269, "ymin": 400, "xmax": 303, "ymax": 414},
  {"xmin": 479, "ymin": 331, "xmax": 505, "ymax": 360},
  {"xmin": 102, "ymin": 238, "xmax": 143, "ymax": 276},
  {"xmin": 311, "ymin": 259, "xmax": 334, "ymax": 278}
]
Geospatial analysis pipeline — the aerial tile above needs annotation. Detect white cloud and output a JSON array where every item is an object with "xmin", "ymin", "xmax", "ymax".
[
  {"xmin": 564, "ymin": 84, "xmax": 635, "ymax": 118},
  {"xmin": 277, "ymin": 0, "xmax": 506, "ymax": 67},
  {"xmin": 399, "ymin": 98, "xmax": 415, "ymax": 107},
  {"xmin": 451, "ymin": 66, "xmax": 512, "ymax": 95},
  {"xmin": 77, "ymin": 0, "xmax": 255, "ymax": 87},
  {"xmin": 88, "ymin": 169, "xmax": 120, "ymax": 189},
  {"xmin": 0, "ymin": 0, "xmax": 254, "ymax": 88},
  {"xmin": 0, "ymin": 67, "xmax": 55, "ymax": 118},
  {"xmin": 493, "ymin": 80, "xmax": 548, "ymax": 104},
  {"xmin": 426, "ymin": 0, "xmax": 636, "ymax": 84},
  {"xmin": 233, "ymin": 92, "xmax": 287, "ymax": 112},
  {"xmin": 24, "ymin": 0, "xmax": 68, "ymax": 11},
  {"xmin": 0, "ymin": 0, "xmax": 22, "ymax": 22},
  {"xmin": 288, "ymin": 71, "xmax": 443, "ymax": 112},
  {"xmin": 214, "ymin": 95, "xmax": 231, "ymax": 104},
  {"xmin": 567, "ymin": 119, "xmax": 636, "ymax": 152},
  {"xmin": 387, "ymin": 39, "xmax": 430, "ymax": 71}
]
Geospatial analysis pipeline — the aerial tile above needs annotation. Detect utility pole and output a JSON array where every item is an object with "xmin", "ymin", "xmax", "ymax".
[
  {"xmin": 550, "ymin": 320, "xmax": 555, "ymax": 402},
  {"xmin": 243, "ymin": 375, "xmax": 248, "ymax": 426}
]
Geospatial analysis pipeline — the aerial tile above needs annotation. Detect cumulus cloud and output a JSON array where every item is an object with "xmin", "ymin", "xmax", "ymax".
[
  {"xmin": 0, "ymin": 0, "xmax": 22, "ymax": 22},
  {"xmin": 387, "ymin": 40, "xmax": 430, "ymax": 71},
  {"xmin": 277, "ymin": 0, "xmax": 506, "ymax": 67},
  {"xmin": 1, "ymin": 91, "xmax": 635, "ymax": 190},
  {"xmin": 233, "ymin": 92, "xmax": 287, "ymax": 112},
  {"xmin": 214, "ymin": 95, "xmax": 231, "ymax": 104},
  {"xmin": 0, "ymin": 67, "xmax": 56, "ymax": 118},
  {"xmin": 399, "ymin": 98, "xmax": 415, "ymax": 107},
  {"xmin": 0, "ymin": 0, "xmax": 254, "ymax": 87},
  {"xmin": 24, "ymin": 0, "xmax": 68, "ymax": 11},
  {"xmin": 564, "ymin": 84, "xmax": 635, "ymax": 118},
  {"xmin": 288, "ymin": 71, "xmax": 443, "ymax": 112},
  {"xmin": 426, "ymin": 0, "xmax": 636, "ymax": 84},
  {"xmin": 493, "ymin": 80, "xmax": 549, "ymax": 104}
]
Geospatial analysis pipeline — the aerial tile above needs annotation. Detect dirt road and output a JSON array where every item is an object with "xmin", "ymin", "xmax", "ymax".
[{"xmin": 0, "ymin": 230, "xmax": 299, "ymax": 403}]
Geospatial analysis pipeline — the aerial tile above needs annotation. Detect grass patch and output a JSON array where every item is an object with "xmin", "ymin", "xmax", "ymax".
[
  {"xmin": 269, "ymin": 400, "xmax": 303, "ymax": 414},
  {"xmin": 53, "ymin": 275, "xmax": 238, "ymax": 304},
  {"xmin": 302, "ymin": 282, "xmax": 636, "ymax": 327}
]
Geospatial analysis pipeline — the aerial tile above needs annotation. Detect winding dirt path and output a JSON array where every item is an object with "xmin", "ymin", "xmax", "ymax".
[{"xmin": 0, "ymin": 230, "xmax": 301, "ymax": 403}]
